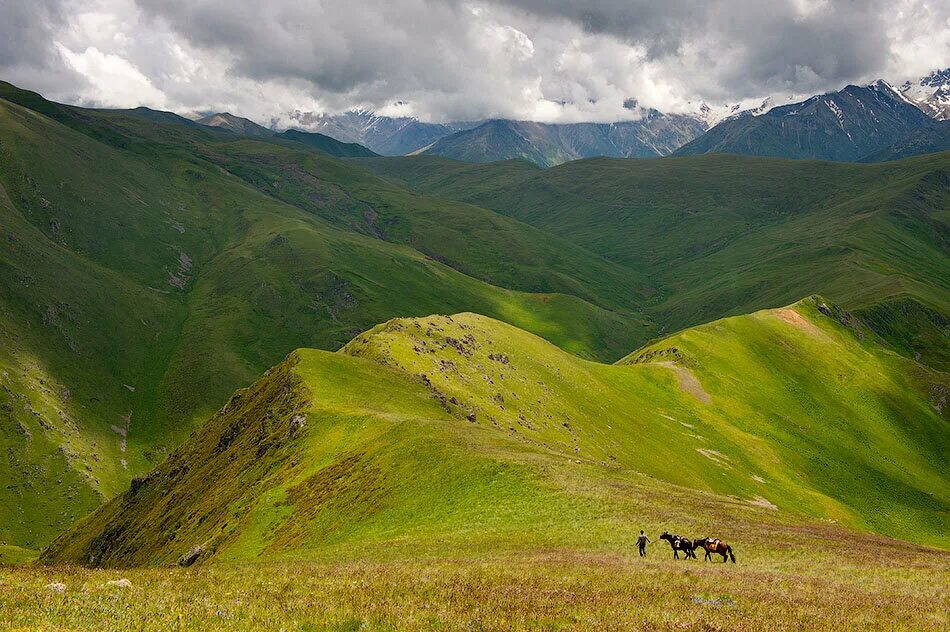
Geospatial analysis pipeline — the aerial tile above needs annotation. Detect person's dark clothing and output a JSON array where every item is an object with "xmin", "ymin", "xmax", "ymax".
[{"xmin": 637, "ymin": 534, "xmax": 651, "ymax": 556}]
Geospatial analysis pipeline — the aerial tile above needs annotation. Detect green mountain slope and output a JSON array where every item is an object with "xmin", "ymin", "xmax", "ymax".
[
  {"xmin": 3, "ymin": 80, "xmax": 949, "ymax": 560},
  {"xmin": 0, "ymin": 84, "xmax": 651, "ymax": 551},
  {"xmin": 41, "ymin": 298, "xmax": 949, "ymax": 567},
  {"xmin": 354, "ymin": 152, "xmax": 950, "ymax": 370},
  {"xmin": 278, "ymin": 129, "xmax": 379, "ymax": 157}
]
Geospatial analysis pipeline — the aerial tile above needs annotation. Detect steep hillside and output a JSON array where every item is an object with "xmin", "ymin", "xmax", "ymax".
[
  {"xmin": 42, "ymin": 298, "xmax": 949, "ymax": 567},
  {"xmin": 419, "ymin": 113, "xmax": 706, "ymax": 167},
  {"xmin": 193, "ymin": 112, "xmax": 380, "ymax": 158},
  {"xmin": 278, "ymin": 129, "xmax": 378, "ymax": 157},
  {"xmin": 196, "ymin": 112, "xmax": 275, "ymax": 137},
  {"xmin": 355, "ymin": 152, "xmax": 950, "ymax": 370},
  {"xmin": 675, "ymin": 81, "xmax": 931, "ymax": 161},
  {"xmin": 0, "ymin": 83, "xmax": 652, "ymax": 552}
]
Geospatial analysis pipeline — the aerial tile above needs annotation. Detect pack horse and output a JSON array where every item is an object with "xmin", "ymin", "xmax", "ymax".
[
  {"xmin": 659, "ymin": 532, "xmax": 696, "ymax": 559},
  {"xmin": 694, "ymin": 537, "xmax": 736, "ymax": 562}
]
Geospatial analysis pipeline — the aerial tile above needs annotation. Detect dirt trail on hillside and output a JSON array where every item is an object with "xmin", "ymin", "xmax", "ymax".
[{"xmin": 774, "ymin": 308, "xmax": 830, "ymax": 341}]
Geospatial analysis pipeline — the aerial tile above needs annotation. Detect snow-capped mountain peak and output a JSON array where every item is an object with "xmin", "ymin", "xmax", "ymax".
[{"xmin": 900, "ymin": 67, "xmax": 950, "ymax": 121}]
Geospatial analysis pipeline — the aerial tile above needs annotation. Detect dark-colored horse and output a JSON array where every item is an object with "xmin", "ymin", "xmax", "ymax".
[
  {"xmin": 694, "ymin": 537, "xmax": 736, "ymax": 562},
  {"xmin": 659, "ymin": 532, "xmax": 696, "ymax": 559}
]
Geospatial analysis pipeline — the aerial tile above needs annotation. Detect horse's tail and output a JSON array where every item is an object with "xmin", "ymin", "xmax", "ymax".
[{"xmin": 727, "ymin": 545, "xmax": 736, "ymax": 563}]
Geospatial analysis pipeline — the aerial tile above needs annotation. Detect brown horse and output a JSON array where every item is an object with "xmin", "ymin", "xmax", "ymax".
[{"xmin": 694, "ymin": 537, "xmax": 736, "ymax": 562}]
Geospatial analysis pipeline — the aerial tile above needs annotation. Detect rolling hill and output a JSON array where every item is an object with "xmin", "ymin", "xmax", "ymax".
[
  {"xmin": 2, "ymin": 80, "xmax": 949, "ymax": 565},
  {"xmin": 355, "ymin": 151, "xmax": 950, "ymax": 370},
  {"xmin": 41, "ymin": 298, "xmax": 949, "ymax": 568},
  {"xmin": 0, "ymin": 81, "xmax": 653, "ymax": 552},
  {"xmin": 277, "ymin": 129, "xmax": 378, "ymax": 157},
  {"xmin": 675, "ymin": 81, "xmax": 931, "ymax": 161}
]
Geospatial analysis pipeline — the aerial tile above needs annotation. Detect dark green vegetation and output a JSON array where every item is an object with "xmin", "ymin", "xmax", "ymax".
[
  {"xmin": 43, "ymin": 299, "xmax": 949, "ymax": 568},
  {"xmin": 356, "ymin": 151, "xmax": 950, "ymax": 369},
  {"xmin": 1, "ymin": 80, "xmax": 948, "ymax": 577},
  {"xmin": 417, "ymin": 114, "xmax": 707, "ymax": 167},
  {"xmin": 675, "ymin": 82, "xmax": 932, "ymax": 161},
  {"xmin": 278, "ymin": 129, "xmax": 378, "ymax": 158},
  {"xmin": 0, "ymin": 81, "xmax": 650, "ymax": 552}
]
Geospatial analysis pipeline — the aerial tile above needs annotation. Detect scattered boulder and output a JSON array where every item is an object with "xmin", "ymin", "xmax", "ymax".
[
  {"xmin": 178, "ymin": 544, "xmax": 204, "ymax": 567},
  {"xmin": 488, "ymin": 353, "xmax": 509, "ymax": 365},
  {"xmin": 289, "ymin": 413, "xmax": 306, "ymax": 437}
]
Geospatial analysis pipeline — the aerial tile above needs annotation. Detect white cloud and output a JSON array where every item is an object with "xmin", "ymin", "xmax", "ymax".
[
  {"xmin": 1, "ymin": 0, "xmax": 948, "ymax": 124},
  {"xmin": 55, "ymin": 42, "xmax": 167, "ymax": 108}
]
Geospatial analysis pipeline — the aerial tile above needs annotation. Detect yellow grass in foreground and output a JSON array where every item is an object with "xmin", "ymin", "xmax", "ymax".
[{"xmin": 3, "ymin": 544, "xmax": 948, "ymax": 631}]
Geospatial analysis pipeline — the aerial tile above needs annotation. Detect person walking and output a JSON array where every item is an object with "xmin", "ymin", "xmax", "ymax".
[{"xmin": 637, "ymin": 530, "xmax": 651, "ymax": 557}]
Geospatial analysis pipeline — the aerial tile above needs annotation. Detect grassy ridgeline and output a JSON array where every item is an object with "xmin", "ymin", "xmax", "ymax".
[
  {"xmin": 2, "ymin": 81, "xmax": 947, "ymax": 562},
  {"xmin": 0, "ymin": 85, "xmax": 649, "ymax": 552},
  {"xmin": 42, "ymin": 298, "xmax": 948, "ymax": 568}
]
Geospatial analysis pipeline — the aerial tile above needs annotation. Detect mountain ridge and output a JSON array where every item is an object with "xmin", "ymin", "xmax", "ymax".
[
  {"xmin": 675, "ymin": 81, "xmax": 932, "ymax": 161},
  {"xmin": 416, "ymin": 113, "xmax": 708, "ymax": 166},
  {"xmin": 40, "ymin": 298, "xmax": 950, "ymax": 567}
]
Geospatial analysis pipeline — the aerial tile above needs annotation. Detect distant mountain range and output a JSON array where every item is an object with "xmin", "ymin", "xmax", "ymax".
[
  {"xmin": 901, "ymin": 68, "xmax": 950, "ymax": 120},
  {"xmin": 195, "ymin": 111, "xmax": 378, "ymax": 157},
  {"xmin": 192, "ymin": 68, "xmax": 950, "ymax": 166},
  {"xmin": 862, "ymin": 120, "xmax": 950, "ymax": 162},
  {"xmin": 284, "ymin": 108, "xmax": 476, "ymax": 155},
  {"xmin": 674, "ymin": 80, "xmax": 931, "ymax": 161},
  {"xmin": 413, "ymin": 112, "xmax": 708, "ymax": 167}
]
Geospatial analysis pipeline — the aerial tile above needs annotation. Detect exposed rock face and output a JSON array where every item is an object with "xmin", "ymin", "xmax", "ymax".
[{"xmin": 178, "ymin": 545, "xmax": 204, "ymax": 567}]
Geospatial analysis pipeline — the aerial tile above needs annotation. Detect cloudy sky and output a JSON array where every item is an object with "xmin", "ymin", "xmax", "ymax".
[{"xmin": 2, "ymin": 0, "xmax": 948, "ymax": 124}]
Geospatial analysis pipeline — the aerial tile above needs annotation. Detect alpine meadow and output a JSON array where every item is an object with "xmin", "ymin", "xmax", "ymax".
[{"xmin": 1, "ymin": 2, "xmax": 949, "ymax": 630}]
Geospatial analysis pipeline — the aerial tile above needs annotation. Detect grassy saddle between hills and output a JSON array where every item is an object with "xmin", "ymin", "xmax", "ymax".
[{"xmin": 40, "ymin": 296, "xmax": 948, "ymax": 568}]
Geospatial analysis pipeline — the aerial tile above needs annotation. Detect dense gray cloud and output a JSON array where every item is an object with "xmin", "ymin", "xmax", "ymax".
[
  {"xmin": 0, "ymin": 0, "xmax": 87, "ymax": 96},
  {"xmin": 1, "ymin": 0, "xmax": 948, "ymax": 123}
]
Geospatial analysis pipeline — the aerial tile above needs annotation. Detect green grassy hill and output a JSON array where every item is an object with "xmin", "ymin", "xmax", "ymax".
[
  {"xmin": 3, "ymin": 81, "xmax": 949, "ymax": 563},
  {"xmin": 354, "ymin": 152, "xmax": 950, "ymax": 370},
  {"xmin": 277, "ymin": 129, "xmax": 379, "ymax": 157},
  {"xmin": 41, "ymin": 297, "xmax": 948, "ymax": 567},
  {"xmin": 0, "ymin": 83, "xmax": 651, "ymax": 552}
]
